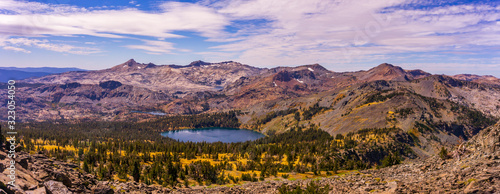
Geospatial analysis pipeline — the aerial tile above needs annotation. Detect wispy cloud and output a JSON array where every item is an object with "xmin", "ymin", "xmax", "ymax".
[
  {"xmin": 2, "ymin": 38, "xmax": 101, "ymax": 54},
  {"xmin": 0, "ymin": 0, "xmax": 499, "ymax": 76},
  {"xmin": 209, "ymin": 0, "xmax": 500, "ymax": 67},
  {"xmin": 124, "ymin": 40, "xmax": 178, "ymax": 55},
  {"xmin": 0, "ymin": 1, "xmax": 228, "ymax": 39},
  {"xmin": 2, "ymin": 46, "xmax": 30, "ymax": 53},
  {"xmin": 0, "ymin": 0, "xmax": 228, "ymax": 54}
]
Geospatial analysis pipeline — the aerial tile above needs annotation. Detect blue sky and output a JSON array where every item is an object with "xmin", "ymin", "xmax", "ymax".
[{"xmin": 0, "ymin": 0, "xmax": 499, "ymax": 77}]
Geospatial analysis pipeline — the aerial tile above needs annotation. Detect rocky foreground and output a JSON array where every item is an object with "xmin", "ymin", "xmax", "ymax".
[{"xmin": 1, "ymin": 121, "xmax": 499, "ymax": 194}]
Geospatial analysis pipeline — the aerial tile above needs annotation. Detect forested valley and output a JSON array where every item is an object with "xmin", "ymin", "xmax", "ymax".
[{"xmin": 1, "ymin": 111, "xmax": 416, "ymax": 188}]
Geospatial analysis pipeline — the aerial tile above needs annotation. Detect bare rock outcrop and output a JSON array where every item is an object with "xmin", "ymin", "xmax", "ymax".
[{"xmin": 44, "ymin": 180, "xmax": 72, "ymax": 194}]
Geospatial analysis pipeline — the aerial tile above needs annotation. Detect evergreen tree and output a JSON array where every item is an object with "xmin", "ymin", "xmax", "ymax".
[
  {"xmin": 439, "ymin": 147, "xmax": 449, "ymax": 160},
  {"xmin": 132, "ymin": 161, "xmax": 141, "ymax": 182},
  {"xmin": 83, "ymin": 161, "xmax": 90, "ymax": 173}
]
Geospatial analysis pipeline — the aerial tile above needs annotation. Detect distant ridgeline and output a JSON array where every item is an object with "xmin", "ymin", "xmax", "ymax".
[{"xmin": 0, "ymin": 67, "xmax": 86, "ymax": 82}]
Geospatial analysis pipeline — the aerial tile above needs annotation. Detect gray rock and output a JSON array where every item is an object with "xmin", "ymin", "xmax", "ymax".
[
  {"xmin": 51, "ymin": 172, "xmax": 71, "ymax": 188},
  {"xmin": 16, "ymin": 156, "xmax": 30, "ymax": 170},
  {"xmin": 25, "ymin": 187, "xmax": 47, "ymax": 194},
  {"xmin": 44, "ymin": 181, "xmax": 72, "ymax": 194},
  {"xmin": 91, "ymin": 182, "xmax": 114, "ymax": 194}
]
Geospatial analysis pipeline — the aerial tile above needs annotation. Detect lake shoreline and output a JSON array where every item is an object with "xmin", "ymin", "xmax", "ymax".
[{"xmin": 160, "ymin": 127, "xmax": 266, "ymax": 143}]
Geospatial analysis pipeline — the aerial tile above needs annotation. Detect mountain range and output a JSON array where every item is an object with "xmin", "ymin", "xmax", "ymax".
[
  {"xmin": 1, "ymin": 59, "xmax": 499, "ymax": 193},
  {"xmin": 2, "ymin": 60, "xmax": 500, "ymax": 157},
  {"xmin": 0, "ymin": 67, "xmax": 86, "ymax": 83}
]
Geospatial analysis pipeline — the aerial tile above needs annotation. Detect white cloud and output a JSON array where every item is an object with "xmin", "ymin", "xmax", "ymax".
[
  {"xmin": 208, "ymin": 0, "xmax": 405, "ymax": 65},
  {"xmin": 209, "ymin": 0, "xmax": 500, "ymax": 67},
  {"xmin": 0, "ymin": 0, "xmax": 86, "ymax": 15},
  {"xmin": 1, "ymin": 38, "xmax": 101, "ymax": 54},
  {"xmin": 125, "ymin": 40, "xmax": 176, "ymax": 54},
  {"xmin": 0, "ymin": 0, "xmax": 229, "ymax": 54},
  {"xmin": 0, "ymin": 1, "xmax": 228, "ymax": 39},
  {"xmin": 2, "ymin": 46, "xmax": 30, "ymax": 53},
  {"xmin": 0, "ymin": 0, "xmax": 499, "ymax": 72}
]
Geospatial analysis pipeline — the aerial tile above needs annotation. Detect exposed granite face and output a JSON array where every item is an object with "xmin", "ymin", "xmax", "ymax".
[{"xmin": 44, "ymin": 180, "xmax": 72, "ymax": 194}]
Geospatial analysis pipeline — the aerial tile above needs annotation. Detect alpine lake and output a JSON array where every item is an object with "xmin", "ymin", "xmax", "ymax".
[{"xmin": 161, "ymin": 127, "xmax": 265, "ymax": 143}]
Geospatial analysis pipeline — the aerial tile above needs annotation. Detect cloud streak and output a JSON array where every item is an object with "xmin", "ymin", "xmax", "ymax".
[
  {"xmin": 0, "ymin": 0, "xmax": 499, "ymax": 76},
  {"xmin": 2, "ymin": 38, "xmax": 101, "ymax": 54},
  {"xmin": 209, "ymin": 0, "xmax": 500, "ymax": 68},
  {"xmin": 124, "ymin": 40, "xmax": 183, "ymax": 55},
  {"xmin": 0, "ymin": 5, "xmax": 228, "ymax": 39},
  {"xmin": 0, "ymin": 0, "xmax": 228, "ymax": 54}
]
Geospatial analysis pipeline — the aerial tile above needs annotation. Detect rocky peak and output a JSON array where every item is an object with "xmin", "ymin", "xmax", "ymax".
[
  {"xmin": 181, "ymin": 60, "xmax": 250, "ymax": 69},
  {"xmin": 109, "ymin": 59, "xmax": 156, "ymax": 71},
  {"xmin": 377, "ymin": 63, "xmax": 394, "ymax": 68},
  {"xmin": 359, "ymin": 63, "xmax": 411, "ymax": 81},
  {"xmin": 302, "ymin": 63, "xmax": 328, "ymax": 72},
  {"xmin": 145, "ymin": 62, "xmax": 157, "ymax": 68},
  {"xmin": 168, "ymin": 60, "xmax": 212, "ymax": 68},
  {"xmin": 370, "ymin": 63, "xmax": 405, "ymax": 74},
  {"xmin": 452, "ymin": 74, "xmax": 500, "ymax": 85},
  {"xmin": 406, "ymin": 69, "xmax": 432, "ymax": 79},
  {"xmin": 123, "ymin": 58, "xmax": 138, "ymax": 66},
  {"xmin": 218, "ymin": 61, "xmax": 244, "ymax": 66},
  {"xmin": 188, "ymin": 60, "xmax": 211, "ymax": 67}
]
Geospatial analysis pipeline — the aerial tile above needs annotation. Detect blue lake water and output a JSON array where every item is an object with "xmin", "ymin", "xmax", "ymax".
[
  {"xmin": 161, "ymin": 128, "xmax": 265, "ymax": 143},
  {"xmin": 131, "ymin": 110, "xmax": 166, "ymax": 116}
]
